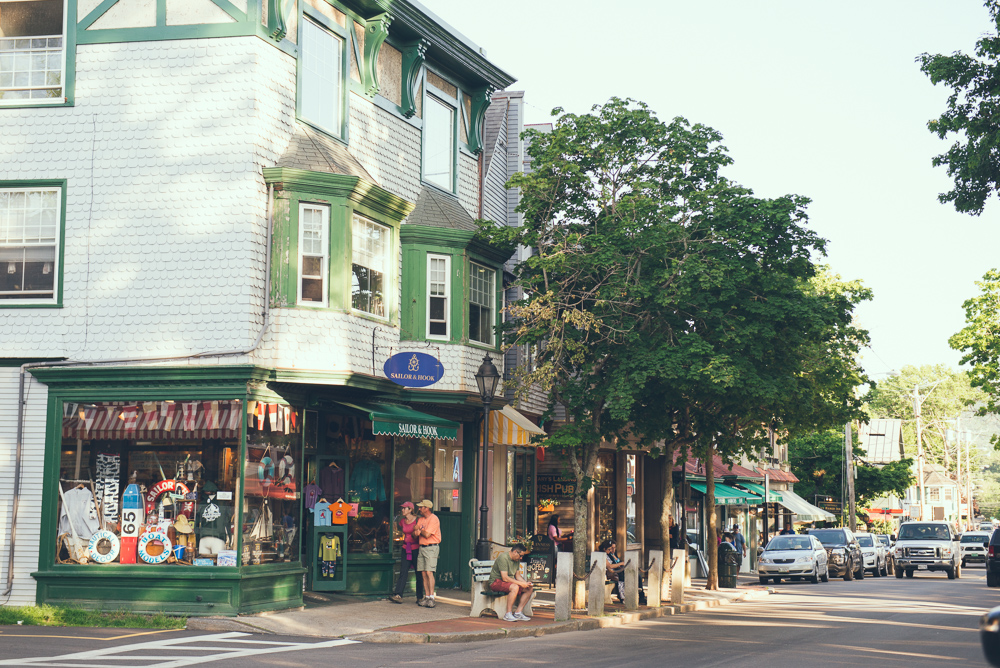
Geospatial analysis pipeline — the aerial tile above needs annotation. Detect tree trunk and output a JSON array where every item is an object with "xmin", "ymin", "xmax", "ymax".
[
  {"xmin": 659, "ymin": 442, "xmax": 676, "ymax": 600},
  {"xmin": 705, "ymin": 453, "xmax": 718, "ymax": 590},
  {"xmin": 569, "ymin": 439, "xmax": 600, "ymax": 609}
]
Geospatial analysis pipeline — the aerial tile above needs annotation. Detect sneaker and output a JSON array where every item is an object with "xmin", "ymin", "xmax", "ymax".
[
  {"xmin": 425, "ymin": 597, "xmax": 436, "ymax": 608},
  {"xmin": 417, "ymin": 597, "xmax": 427, "ymax": 607},
  {"xmin": 503, "ymin": 612, "xmax": 518, "ymax": 622},
  {"xmin": 514, "ymin": 612, "xmax": 531, "ymax": 621},
  {"xmin": 388, "ymin": 594, "xmax": 402, "ymax": 604}
]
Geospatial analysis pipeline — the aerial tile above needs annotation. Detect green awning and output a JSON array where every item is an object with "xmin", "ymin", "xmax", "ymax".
[
  {"xmin": 736, "ymin": 482, "xmax": 783, "ymax": 503},
  {"xmin": 689, "ymin": 482, "xmax": 761, "ymax": 506},
  {"xmin": 334, "ymin": 402, "xmax": 459, "ymax": 441}
]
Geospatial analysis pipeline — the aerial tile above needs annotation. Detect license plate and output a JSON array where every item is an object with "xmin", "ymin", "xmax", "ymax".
[{"xmin": 778, "ymin": 567, "xmax": 788, "ymax": 573}]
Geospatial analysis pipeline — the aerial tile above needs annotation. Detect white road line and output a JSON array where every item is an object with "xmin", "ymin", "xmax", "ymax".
[{"xmin": 0, "ymin": 632, "xmax": 358, "ymax": 667}]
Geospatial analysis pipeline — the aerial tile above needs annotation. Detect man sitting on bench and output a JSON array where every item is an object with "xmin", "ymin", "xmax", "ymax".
[{"xmin": 489, "ymin": 544, "xmax": 534, "ymax": 622}]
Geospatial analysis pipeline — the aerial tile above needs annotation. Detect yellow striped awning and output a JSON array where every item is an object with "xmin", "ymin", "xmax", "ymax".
[{"xmin": 483, "ymin": 405, "xmax": 545, "ymax": 446}]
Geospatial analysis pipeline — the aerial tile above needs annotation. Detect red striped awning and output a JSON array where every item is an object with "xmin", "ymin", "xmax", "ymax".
[{"xmin": 61, "ymin": 400, "xmax": 242, "ymax": 440}]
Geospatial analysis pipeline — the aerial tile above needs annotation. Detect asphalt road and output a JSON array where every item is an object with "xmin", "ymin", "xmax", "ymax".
[{"xmin": 0, "ymin": 566, "xmax": 995, "ymax": 667}]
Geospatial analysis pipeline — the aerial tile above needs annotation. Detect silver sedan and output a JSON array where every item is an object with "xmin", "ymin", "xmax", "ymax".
[{"xmin": 758, "ymin": 534, "xmax": 830, "ymax": 584}]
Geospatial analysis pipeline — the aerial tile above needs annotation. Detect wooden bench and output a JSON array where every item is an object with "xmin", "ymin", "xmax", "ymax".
[{"xmin": 469, "ymin": 559, "xmax": 535, "ymax": 618}]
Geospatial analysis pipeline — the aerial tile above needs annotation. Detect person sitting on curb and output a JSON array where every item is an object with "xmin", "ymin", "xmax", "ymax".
[{"xmin": 489, "ymin": 544, "xmax": 534, "ymax": 622}]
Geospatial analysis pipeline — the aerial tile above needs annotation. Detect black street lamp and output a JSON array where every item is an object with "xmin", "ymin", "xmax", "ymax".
[{"xmin": 475, "ymin": 354, "xmax": 500, "ymax": 561}]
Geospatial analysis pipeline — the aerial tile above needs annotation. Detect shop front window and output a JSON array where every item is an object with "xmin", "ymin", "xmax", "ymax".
[
  {"xmin": 595, "ymin": 451, "xmax": 615, "ymax": 545},
  {"xmin": 56, "ymin": 400, "xmax": 242, "ymax": 566},
  {"xmin": 242, "ymin": 401, "xmax": 303, "ymax": 565},
  {"xmin": 625, "ymin": 454, "xmax": 639, "ymax": 548},
  {"xmin": 506, "ymin": 447, "xmax": 535, "ymax": 541},
  {"xmin": 433, "ymin": 441, "xmax": 462, "ymax": 512}
]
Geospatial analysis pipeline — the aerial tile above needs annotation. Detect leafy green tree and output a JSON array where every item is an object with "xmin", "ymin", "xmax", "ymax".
[
  {"xmin": 918, "ymin": 1, "xmax": 1000, "ymax": 215},
  {"xmin": 951, "ymin": 271, "xmax": 1000, "ymax": 433},
  {"xmin": 788, "ymin": 429, "xmax": 914, "ymax": 508}
]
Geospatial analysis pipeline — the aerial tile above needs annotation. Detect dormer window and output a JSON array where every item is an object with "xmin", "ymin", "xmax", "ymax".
[{"xmin": 423, "ymin": 94, "xmax": 455, "ymax": 191}]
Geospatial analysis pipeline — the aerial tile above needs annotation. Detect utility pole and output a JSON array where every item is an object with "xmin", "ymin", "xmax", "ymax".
[
  {"xmin": 845, "ymin": 422, "xmax": 856, "ymax": 531},
  {"xmin": 913, "ymin": 386, "xmax": 926, "ymax": 521},
  {"xmin": 954, "ymin": 419, "xmax": 963, "ymax": 528},
  {"xmin": 967, "ymin": 429, "xmax": 974, "ymax": 529}
]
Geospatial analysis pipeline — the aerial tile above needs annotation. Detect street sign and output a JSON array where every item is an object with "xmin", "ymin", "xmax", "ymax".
[{"xmin": 819, "ymin": 500, "xmax": 842, "ymax": 514}]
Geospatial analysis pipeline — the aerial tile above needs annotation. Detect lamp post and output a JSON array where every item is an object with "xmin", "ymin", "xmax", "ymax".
[{"xmin": 475, "ymin": 354, "xmax": 500, "ymax": 561}]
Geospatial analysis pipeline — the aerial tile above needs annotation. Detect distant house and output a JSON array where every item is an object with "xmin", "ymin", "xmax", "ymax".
[{"xmin": 859, "ymin": 419, "xmax": 906, "ymax": 525}]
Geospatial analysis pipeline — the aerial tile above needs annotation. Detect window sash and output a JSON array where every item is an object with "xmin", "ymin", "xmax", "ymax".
[
  {"xmin": 351, "ymin": 214, "xmax": 389, "ymax": 318},
  {"xmin": 468, "ymin": 262, "xmax": 494, "ymax": 345},
  {"xmin": 298, "ymin": 203, "xmax": 328, "ymax": 306},
  {"xmin": 427, "ymin": 254, "xmax": 449, "ymax": 338},
  {"xmin": 0, "ymin": 0, "xmax": 67, "ymax": 105},
  {"xmin": 424, "ymin": 94, "xmax": 454, "ymax": 190},
  {"xmin": 0, "ymin": 186, "xmax": 60, "ymax": 300},
  {"xmin": 300, "ymin": 19, "xmax": 342, "ymax": 133}
]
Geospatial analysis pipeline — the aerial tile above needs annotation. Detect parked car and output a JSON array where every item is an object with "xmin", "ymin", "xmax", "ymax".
[
  {"xmin": 809, "ymin": 528, "xmax": 864, "ymax": 581},
  {"xmin": 893, "ymin": 521, "xmax": 962, "ymax": 579},
  {"xmin": 981, "ymin": 522, "xmax": 995, "ymax": 533},
  {"xmin": 961, "ymin": 531, "xmax": 991, "ymax": 568},
  {"xmin": 877, "ymin": 534, "xmax": 895, "ymax": 574},
  {"xmin": 986, "ymin": 529, "xmax": 1000, "ymax": 587},
  {"xmin": 757, "ymin": 534, "xmax": 829, "ymax": 584},
  {"xmin": 857, "ymin": 533, "xmax": 888, "ymax": 577},
  {"xmin": 981, "ymin": 605, "xmax": 1000, "ymax": 666}
]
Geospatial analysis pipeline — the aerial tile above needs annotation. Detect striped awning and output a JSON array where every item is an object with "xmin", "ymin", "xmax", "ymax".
[
  {"xmin": 61, "ymin": 400, "xmax": 243, "ymax": 440},
  {"xmin": 484, "ymin": 405, "xmax": 545, "ymax": 446},
  {"xmin": 690, "ymin": 482, "xmax": 762, "ymax": 506}
]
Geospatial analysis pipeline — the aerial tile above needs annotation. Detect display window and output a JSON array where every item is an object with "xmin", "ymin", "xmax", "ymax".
[
  {"xmin": 242, "ymin": 401, "xmax": 303, "ymax": 565},
  {"xmin": 56, "ymin": 400, "xmax": 242, "ymax": 566},
  {"xmin": 506, "ymin": 446, "xmax": 534, "ymax": 541}
]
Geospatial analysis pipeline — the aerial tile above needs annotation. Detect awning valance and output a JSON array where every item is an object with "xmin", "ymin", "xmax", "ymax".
[
  {"xmin": 736, "ymin": 482, "xmax": 783, "ymax": 503},
  {"xmin": 690, "ymin": 482, "xmax": 761, "ymax": 506},
  {"xmin": 334, "ymin": 402, "xmax": 459, "ymax": 441},
  {"xmin": 775, "ymin": 489, "xmax": 836, "ymax": 523},
  {"xmin": 485, "ymin": 405, "xmax": 545, "ymax": 446}
]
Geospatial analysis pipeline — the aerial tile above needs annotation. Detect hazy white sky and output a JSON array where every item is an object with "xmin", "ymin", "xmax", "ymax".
[{"xmin": 422, "ymin": 0, "xmax": 1000, "ymax": 378}]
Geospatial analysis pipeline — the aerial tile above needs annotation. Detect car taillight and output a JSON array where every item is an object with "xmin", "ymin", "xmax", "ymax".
[{"xmin": 991, "ymin": 546, "xmax": 996, "ymax": 558}]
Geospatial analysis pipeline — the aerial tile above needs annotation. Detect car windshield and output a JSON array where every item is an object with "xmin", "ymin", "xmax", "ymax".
[
  {"xmin": 857, "ymin": 535, "xmax": 874, "ymax": 547},
  {"xmin": 765, "ymin": 537, "xmax": 812, "ymax": 551},
  {"xmin": 897, "ymin": 524, "xmax": 950, "ymax": 541},
  {"xmin": 961, "ymin": 534, "xmax": 987, "ymax": 543},
  {"xmin": 877, "ymin": 535, "xmax": 890, "ymax": 546},
  {"xmin": 810, "ymin": 530, "xmax": 847, "ymax": 545}
]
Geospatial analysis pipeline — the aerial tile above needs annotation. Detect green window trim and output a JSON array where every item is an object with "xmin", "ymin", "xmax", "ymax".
[{"xmin": 0, "ymin": 179, "xmax": 67, "ymax": 308}]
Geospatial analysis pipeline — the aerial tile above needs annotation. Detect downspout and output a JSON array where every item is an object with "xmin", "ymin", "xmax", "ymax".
[{"xmin": 3, "ymin": 183, "xmax": 274, "ymax": 598}]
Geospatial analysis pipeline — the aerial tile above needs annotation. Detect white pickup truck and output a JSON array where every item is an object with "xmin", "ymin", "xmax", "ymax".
[{"xmin": 893, "ymin": 521, "xmax": 962, "ymax": 579}]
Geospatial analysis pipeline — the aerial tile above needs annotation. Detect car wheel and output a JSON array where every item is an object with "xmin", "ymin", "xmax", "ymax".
[
  {"xmin": 772, "ymin": 577, "xmax": 781, "ymax": 584},
  {"xmin": 759, "ymin": 576, "xmax": 768, "ymax": 585},
  {"xmin": 844, "ymin": 562, "xmax": 854, "ymax": 581},
  {"xmin": 856, "ymin": 561, "xmax": 865, "ymax": 580},
  {"xmin": 887, "ymin": 558, "xmax": 894, "ymax": 576},
  {"xmin": 962, "ymin": 559, "xmax": 968, "ymax": 568},
  {"xmin": 987, "ymin": 571, "xmax": 1000, "ymax": 587},
  {"xmin": 810, "ymin": 567, "xmax": 819, "ymax": 584},
  {"xmin": 880, "ymin": 560, "xmax": 888, "ymax": 577},
  {"xmin": 895, "ymin": 566, "xmax": 904, "ymax": 579},
  {"xmin": 956, "ymin": 562, "xmax": 962, "ymax": 579},
  {"xmin": 821, "ymin": 566, "xmax": 829, "ymax": 583},
  {"xmin": 947, "ymin": 566, "xmax": 957, "ymax": 580},
  {"xmin": 872, "ymin": 562, "xmax": 881, "ymax": 577},
  {"xmin": 905, "ymin": 569, "xmax": 915, "ymax": 578}
]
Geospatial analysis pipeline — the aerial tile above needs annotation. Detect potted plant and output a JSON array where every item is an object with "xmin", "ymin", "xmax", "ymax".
[{"xmin": 537, "ymin": 498, "xmax": 556, "ymax": 513}]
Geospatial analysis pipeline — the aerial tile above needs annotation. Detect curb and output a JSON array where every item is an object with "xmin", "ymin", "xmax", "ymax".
[{"xmin": 347, "ymin": 588, "xmax": 770, "ymax": 644}]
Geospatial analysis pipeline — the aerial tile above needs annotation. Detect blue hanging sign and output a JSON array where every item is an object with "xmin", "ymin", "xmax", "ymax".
[{"xmin": 383, "ymin": 352, "xmax": 445, "ymax": 387}]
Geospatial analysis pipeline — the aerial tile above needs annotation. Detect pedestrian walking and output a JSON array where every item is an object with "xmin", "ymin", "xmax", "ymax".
[
  {"xmin": 413, "ymin": 499, "xmax": 441, "ymax": 608},
  {"xmin": 388, "ymin": 501, "xmax": 424, "ymax": 604},
  {"xmin": 732, "ymin": 525, "xmax": 746, "ymax": 571}
]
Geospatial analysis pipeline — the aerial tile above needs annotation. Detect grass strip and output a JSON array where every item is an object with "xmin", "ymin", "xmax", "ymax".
[{"xmin": 0, "ymin": 605, "xmax": 187, "ymax": 628}]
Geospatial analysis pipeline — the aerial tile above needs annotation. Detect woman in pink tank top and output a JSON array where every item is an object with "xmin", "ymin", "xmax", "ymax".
[{"xmin": 389, "ymin": 502, "xmax": 425, "ymax": 603}]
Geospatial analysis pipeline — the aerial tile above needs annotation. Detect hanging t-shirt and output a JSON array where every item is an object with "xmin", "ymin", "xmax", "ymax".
[
  {"xmin": 319, "ymin": 535, "xmax": 341, "ymax": 561},
  {"xmin": 303, "ymin": 483, "xmax": 322, "ymax": 510},
  {"xmin": 58, "ymin": 486, "xmax": 100, "ymax": 539},
  {"xmin": 312, "ymin": 505, "xmax": 332, "ymax": 527},
  {"xmin": 329, "ymin": 500, "xmax": 350, "ymax": 525},
  {"xmin": 319, "ymin": 465, "xmax": 345, "ymax": 500},
  {"xmin": 406, "ymin": 460, "xmax": 430, "ymax": 500}
]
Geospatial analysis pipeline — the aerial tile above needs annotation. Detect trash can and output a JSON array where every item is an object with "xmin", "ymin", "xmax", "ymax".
[{"xmin": 719, "ymin": 542, "xmax": 738, "ymax": 589}]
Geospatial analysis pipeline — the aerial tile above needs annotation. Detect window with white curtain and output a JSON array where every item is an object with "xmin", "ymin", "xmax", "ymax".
[
  {"xmin": 427, "ymin": 254, "xmax": 449, "ymax": 338},
  {"xmin": 0, "ymin": 186, "xmax": 60, "ymax": 303}
]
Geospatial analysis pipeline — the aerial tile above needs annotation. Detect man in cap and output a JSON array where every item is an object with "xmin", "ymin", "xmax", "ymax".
[{"xmin": 413, "ymin": 499, "xmax": 441, "ymax": 607}]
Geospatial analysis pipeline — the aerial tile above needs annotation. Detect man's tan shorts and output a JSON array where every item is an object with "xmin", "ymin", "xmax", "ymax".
[{"xmin": 417, "ymin": 544, "xmax": 439, "ymax": 572}]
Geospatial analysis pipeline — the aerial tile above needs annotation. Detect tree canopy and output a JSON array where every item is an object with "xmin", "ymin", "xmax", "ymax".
[
  {"xmin": 950, "ymin": 271, "xmax": 1000, "ymax": 434},
  {"xmin": 918, "ymin": 1, "xmax": 1000, "ymax": 215}
]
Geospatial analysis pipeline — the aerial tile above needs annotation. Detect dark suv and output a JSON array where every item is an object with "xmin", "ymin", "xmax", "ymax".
[
  {"xmin": 809, "ymin": 528, "xmax": 864, "ymax": 581},
  {"xmin": 986, "ymin": 530, "xmax": 1000, "ymax": 587}
]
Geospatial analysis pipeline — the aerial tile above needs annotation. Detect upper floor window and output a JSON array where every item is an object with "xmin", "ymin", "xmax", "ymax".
[
  {"xmin": 0, "ymin": 0, "xmax": 65, "ymax": 104},
  {"xmin": 427, "ymin": 254, "xmax": 449, "ymax": 338},
  {"xmin": 1, "ymin": 186, "xmax": 60, "ymax": 303},
  {"xmin": 423, "ymin": 94, "xmax": 455, "ymax": 191},
  {"xmin": 468, "ymin": 262, "xmax": 494, "ymax": 345},
  {"xmin": 298, "ymin": 203, "xmax": 328, "ymax": 306},
  {"xmin": 299, "ymin": 17, "xmax": 344, "ymax": 136},
  {"xmin": 351, "ymin": 214, "xmax": 389, "ymax": 318},
  {"xmin": 944, "ymin": 487, "xmax": 953, "ymax": 501},
  {"xmin": 928, "ymin": 487, "xmax": 940, "ymax": 502}
]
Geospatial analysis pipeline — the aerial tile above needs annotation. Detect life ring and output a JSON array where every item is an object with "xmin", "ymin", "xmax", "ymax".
[
  {"xmin": 278, "ymin": 454, "xmax": 295, "ymax": 485},
  {"xmin": 87, "ymin": 530, "xmax": 120, "ymax": 564},
  {"xmin": 137, "ymin": 530, "xmax": 172, "ymax": 564},
  {"xmin": 258, "ymin": 456, "xmax": 274, "ymax": 487}
]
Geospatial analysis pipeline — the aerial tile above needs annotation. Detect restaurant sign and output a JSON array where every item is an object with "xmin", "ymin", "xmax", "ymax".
[{"xmin": 383, "ymin": 352, "xmax": 445, "ymax": 387}]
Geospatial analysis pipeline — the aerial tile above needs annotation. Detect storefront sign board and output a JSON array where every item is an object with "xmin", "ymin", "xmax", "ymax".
[{"xmin": 383, "ymin": 352, "xmax": 445, "ymax": 388}]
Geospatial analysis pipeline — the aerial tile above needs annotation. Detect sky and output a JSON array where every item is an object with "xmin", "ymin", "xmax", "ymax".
[{"xmin": 421, "ymin": 0, "xmax": 1000, "ymax": 379}]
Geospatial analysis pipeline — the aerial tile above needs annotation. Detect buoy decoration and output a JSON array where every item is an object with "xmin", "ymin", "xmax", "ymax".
[
  {"xmin": 88, "ymin": 530, "xmax": 120, "ymax": 563},
  {"xmin": 137, "ymin": 530, "xmax": 172, "ymax": 564}
]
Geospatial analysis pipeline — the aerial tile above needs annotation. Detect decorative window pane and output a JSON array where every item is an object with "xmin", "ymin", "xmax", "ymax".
[
  {"xmin": 0, "ymin": 186, "xmax": 59, "ymax": 301},
  {"xmin": 0, "ymin": 0, "xmax": 66, "ymax": 104},
  {"xmin": 929, "ymin": 487, "xmax": 940, "ymax": 502},
  {"xmin": 944, "ymin": 487, "xmax": 953, "ymax": 501},
  {"xmin": 298, "ymin": 203, "xmax": 328, "ymax": 305},
  {"xmin": 300, "ymin": 19, "xmax": 342, "ymax": 133},
  {"xmin": 351, "ymin": 214, "xmax": 389, "ymax": 317},
  {"xmin": 427, "ymin": 254, "xmax": 448, "ymax": 337},
  {"xmin": 468, "ymin": 262, "xmax": 494, "ymax": 345},
  {"xmin": 424, "ymin": 95, "xmax": 454, "ymax": 190}
]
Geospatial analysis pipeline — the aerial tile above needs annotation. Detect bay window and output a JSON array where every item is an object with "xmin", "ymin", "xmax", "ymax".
[
  {"xmin": 427, "ymin": 254, "xmax": 449, "ymax": 338},
  {"xmin": 298, "ymin": 203, "xmax": 328, "ymax": 306},
  {"xmin": 351, "ymin": 214, "xmax": 389, "ymax": 318}
]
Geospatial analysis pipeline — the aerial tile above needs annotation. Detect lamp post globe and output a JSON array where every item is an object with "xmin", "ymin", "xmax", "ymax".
[{"xmin": 475, "ymin": 354, "xmax": 500, "ymax": 561}]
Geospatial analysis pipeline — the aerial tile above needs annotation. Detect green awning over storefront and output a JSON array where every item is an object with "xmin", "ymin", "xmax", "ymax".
[
  {"xmin": 690, "ymin": 482, "xmax": 761, "ymax": 506},
  {"xmin": 334, "ymin": 402, "xmax": 459, "ymax": 441},
  {"xmin": 736, "ymin": 482, "xmax": 783, "ymax": 503}
]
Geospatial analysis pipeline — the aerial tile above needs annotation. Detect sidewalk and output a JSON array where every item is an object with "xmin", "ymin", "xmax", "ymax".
[{"xmin": 186, "ymin": 574, "xmax": 770, "ymax": 643}]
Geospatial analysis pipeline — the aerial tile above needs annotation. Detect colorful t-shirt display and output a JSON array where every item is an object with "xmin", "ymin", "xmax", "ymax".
[
  {"xmin": 311, "ymin": 505, "xmax": 332, "ymax": 527},
  {"xmin": 329, "ymin": 500, "xmax": 350, "ymax": 525}
]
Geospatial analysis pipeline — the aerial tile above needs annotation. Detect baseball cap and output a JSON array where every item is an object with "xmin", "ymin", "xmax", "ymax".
[
  {"xmin": 401, "ymin": 501, "xmax": 414, "ymax": 510},
  {"xmin": 416, "ymin": 499, "xmax": 433, "ymax": 508}
]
